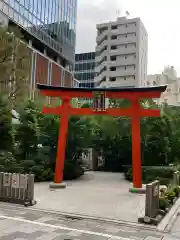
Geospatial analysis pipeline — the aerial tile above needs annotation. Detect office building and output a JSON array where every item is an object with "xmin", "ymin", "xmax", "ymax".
[
  {"xmin": 0, "ymin": 0, "xmax": 78, "ymax": 100},
  {"xmin": 147, "ymin": 66, "xmax": 180, "ymax": 106},
  {"xmin": 95, "ymin": 17, "xmax": 148, "ymax": 88},
  {"xmin": 75, "ymin": 52, "xmax": 96, "ymax": 88}
]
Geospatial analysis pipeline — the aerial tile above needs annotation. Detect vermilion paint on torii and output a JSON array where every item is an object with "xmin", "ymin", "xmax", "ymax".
[{"xmin": 37, "ymin": 84, "xmax": 166, "ymax": 189}]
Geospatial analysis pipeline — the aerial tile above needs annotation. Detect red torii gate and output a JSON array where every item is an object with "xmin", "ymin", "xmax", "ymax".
[{"xmin": 37, "ymin": 84, "xmax": 166, "ymax": 191}]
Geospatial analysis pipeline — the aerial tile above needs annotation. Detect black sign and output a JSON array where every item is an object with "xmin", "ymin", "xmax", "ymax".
[{"xmin": 92, "ymin": 92, "xmax": 106, "ymax": 111}]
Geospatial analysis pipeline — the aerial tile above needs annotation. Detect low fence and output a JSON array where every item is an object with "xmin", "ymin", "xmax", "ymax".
[{"xmin": 0, "ymin": 172, "xmax": 36, "ymax": 206}]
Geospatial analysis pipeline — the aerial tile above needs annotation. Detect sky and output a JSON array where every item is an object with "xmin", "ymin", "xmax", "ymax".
[{"xmin": 76, "ymin": 0, "xmax": 180, "ymax": 76}]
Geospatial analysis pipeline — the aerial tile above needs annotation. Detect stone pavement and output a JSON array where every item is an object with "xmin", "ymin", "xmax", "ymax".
[
  {"xmin": 0, "ymin": 202, "xmax": 175, "ymax": 240},
  {"xmin": 169, "ymin": 211, "xmax": 180, "ymax": 239},
  {"xmin": 32, "ymin": 172, "xmax": 145, "ymax": 223}
]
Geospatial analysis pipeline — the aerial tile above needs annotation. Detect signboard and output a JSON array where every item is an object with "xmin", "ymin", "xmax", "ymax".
[
  {"xmin": 92, "ymin": 92, "xmax": 106, "ymax": 111},
  {"xmin": 3, "ymin": 173, "xmax": 11, "ymax": 187},
  {"xmin": 19, "ymin": 174, "xmax": 28, "ymax": 189},
  {"xmin": 11, "ymin": 174, "xmax": 19, "ymax": 188}
]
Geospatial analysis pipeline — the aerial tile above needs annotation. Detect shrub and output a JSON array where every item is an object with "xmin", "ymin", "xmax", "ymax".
[
  {"xmin": 165, "ymin": 189, "xmax": 176, "ymax": 204},
  {"xmin": 64, "ymin": 159, "xmax": 84, "ymax": 180},
  {"xmin": 174, "ymin": 186, "xmax": 180, "ymax": 197},
  {"xmin": 124, "ymin": 167, "xmax": 132, "ymax": 181},
  {"xmin": 124, "ymin": 166, "xmax": 174, "ymax": 185},
  {"xmin": 159, "ymin": 197, "xmax": 170, "ymax": 210}
]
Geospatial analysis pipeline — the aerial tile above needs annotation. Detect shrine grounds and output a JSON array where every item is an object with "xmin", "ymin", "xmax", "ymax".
[{"xmin": 32, "ymin": 171, "xmax": 146, "ymax": 224}]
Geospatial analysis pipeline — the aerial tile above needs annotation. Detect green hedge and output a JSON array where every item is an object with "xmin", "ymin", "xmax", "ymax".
[
  {"xmin": 0, "ymin": 151, "xmax": 84, "ymax": 182},
  {"xmin": 124, "ymin": 166, "xmax": 174, "ymax": 185}
]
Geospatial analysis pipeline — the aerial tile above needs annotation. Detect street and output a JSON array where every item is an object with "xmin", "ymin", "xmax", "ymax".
[{"xmin": 0, "ymin": 202, "xmax": 177, "ymax": 240}]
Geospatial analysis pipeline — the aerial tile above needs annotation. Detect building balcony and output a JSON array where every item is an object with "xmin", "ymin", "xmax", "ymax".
[
  {"xmin": 110, "ymin": 36, "xmax": 137, "ymax": 46},
  {"xmin": 105, "ymin": 69, "xmax": 136, "ymax": 78},
  {"xmin": 96, "ymin": 40, "xmax": 108, "ymax": 52},
  {"xmin": 110, "ymin": 47, "xmax": 136, "ymax": 55},
  {"xmin": 110, "ymin": 26, "xmax": 137, "ymax": 35},
  {"xmin": 95, "ymin": 61, "xmax": 107, "ymax": 73},
  {"xmin": 108, "ymin": 58, "xmax": 136, "ymax": 67},
  {"xmin": 96, "ymin": 30, "xmax": 108, "ymax": 44},
  {"xmin": 95, "ymin": 50, "xmax": 108, "ymax": 63}
]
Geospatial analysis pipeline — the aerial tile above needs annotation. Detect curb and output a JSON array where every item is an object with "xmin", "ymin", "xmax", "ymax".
[
  {"xmin": 29, "ymin": 206, "xmax": 157, "ymax": 231},
  {"xmin": 0, "ymin": 202, "xmax": 156, "ymax": 231},
  {"xmin": 157, "ymin": 197, "xmax": 180, "ymax": 232}
]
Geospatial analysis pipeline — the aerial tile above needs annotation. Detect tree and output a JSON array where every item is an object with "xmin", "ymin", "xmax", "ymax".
[
  {"xmin": 0, "ymin": 25, "xmax": 31, "ymax": 105},
  {"xmin": 15, "ymin": 100, "xmax": 39, "ymax": 160},
  {"xmin": 0, "ymin": 95, "xmax": 13, "ymax": 151}
]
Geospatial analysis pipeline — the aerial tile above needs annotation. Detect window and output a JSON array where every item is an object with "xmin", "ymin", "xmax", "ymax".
[
  {"xmin": 111, "ymin": 45, "xmax": 117, "ymax": 50},
  {"xmin": 134, "ymin": 76, "xmax": 135, "ymax": 80},
  {"xmin": 111, "ymin": 25, "xmax": 117, "ymax": 30},
  {"xmin": 110, "ymin": 67, "xmax": 116, "ymax": 71},
  {"xmin": 125, "ymin": 56, "xmax": 127, "ymax": 59},
  {"xmin": 110, "ymin": 56, "xmax": 116, "ymax": 61},
  {"xmin": 125, "ymin": 44, "xmax": 127, "ymax": 48},
  {"xmin": 111, "ymin": 35, "xmax": 117, "ymax": 40},
  {"xmin": 124, "ymin": 77, "xmax": 126, "ymax": 80},
  {"xmin": 109, "ymin": 77, "xmax": 116, "ymax": 82},
  {"xmin": 124, "ymin": 66, "xmax": 127, "ymax": 70},
  {"xmin": 125, "ymin": 24, "xmax": 127, "ymax": 28}
]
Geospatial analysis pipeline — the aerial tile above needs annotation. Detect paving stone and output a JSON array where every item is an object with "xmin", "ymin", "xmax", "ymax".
[
  {"xmin": 71, "ymin": 233, "xmax": 109, "ymax": 240},
  {"xmin": 36, "ymin": 232, "xmax": 65, "ymax": 240},
  {"xmin": 0, "ymin": 231, "xmax": 45, "ymax": 240},
  {"xmin": 105, "ymin": 226, "xmax": 121, "ymax": 233},
  {"xmin": 68, "ymin": 230, "xmax": 84, "ymax": 237},
  {"xmin": 145, "ymin": 237, "xmax": 162, "ymax": 240},
  {"xmin": 21, "ymin": 212, "xmax": 42, "ymax": 221},
  {"xmin": 37, "ymin": 216, "xmax": 58, "ymax": 223},
  {"xmin": 44, "ymin": 219, "xmax": 63, "ymax": 225},
  {"xmin": 55, "ymin": 229, "xmax": 74, "ymax": 234}
]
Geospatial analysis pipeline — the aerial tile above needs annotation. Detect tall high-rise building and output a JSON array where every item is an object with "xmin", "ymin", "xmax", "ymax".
[
  {"xmin": 95, "ymin": 17, "xmax": 148, "ymax": 88},
  {"xmin": 75, "ymin": 52, "xmax": 96, "ymax": 88},
  {"xmin": 0, "ymin": 0, "xmax": 78, "ymax": 100}
]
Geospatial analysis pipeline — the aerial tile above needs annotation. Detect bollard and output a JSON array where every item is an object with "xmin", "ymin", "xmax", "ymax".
[{"xmin": 145, "ymin": 180, "xmax": 160, "ymax": 219}]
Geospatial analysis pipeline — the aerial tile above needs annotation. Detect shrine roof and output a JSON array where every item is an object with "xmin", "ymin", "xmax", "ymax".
[{"xmin": 37, "ymin": 84, "xmax": 167, "ymax": 93}]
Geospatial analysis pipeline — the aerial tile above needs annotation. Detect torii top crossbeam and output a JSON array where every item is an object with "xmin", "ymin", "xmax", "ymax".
[{"xmin": 37, "ymin": 83, "xmax": 166, "ymax": 190}]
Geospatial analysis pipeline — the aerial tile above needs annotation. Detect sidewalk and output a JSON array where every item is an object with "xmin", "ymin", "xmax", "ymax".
[{"xmin": 169, "ymin": 210, "xmax": 180, "ymax": 239}]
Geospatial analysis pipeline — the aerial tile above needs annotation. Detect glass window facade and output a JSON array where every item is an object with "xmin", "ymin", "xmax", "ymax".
[
  {"xmin": 2, "ymin": 0, "xmax": 77, "ymax": 64},
  {"xmin": 75, "ymin": 52, "xmax": 96, "ymax": 88}
]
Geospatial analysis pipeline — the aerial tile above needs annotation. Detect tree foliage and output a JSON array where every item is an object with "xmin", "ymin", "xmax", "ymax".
[
  {"xmin": 1, "ymin": 96, "xmax": 180, "ymax": 181},
  {"xmin": 0, "ymin": 25, "xmax": 31, "ymax": 105}
]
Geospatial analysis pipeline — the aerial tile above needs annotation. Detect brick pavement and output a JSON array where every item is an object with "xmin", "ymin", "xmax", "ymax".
[{"xmin": 0, "ymin": 202, "xmax": 175, "ymax": 240}]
